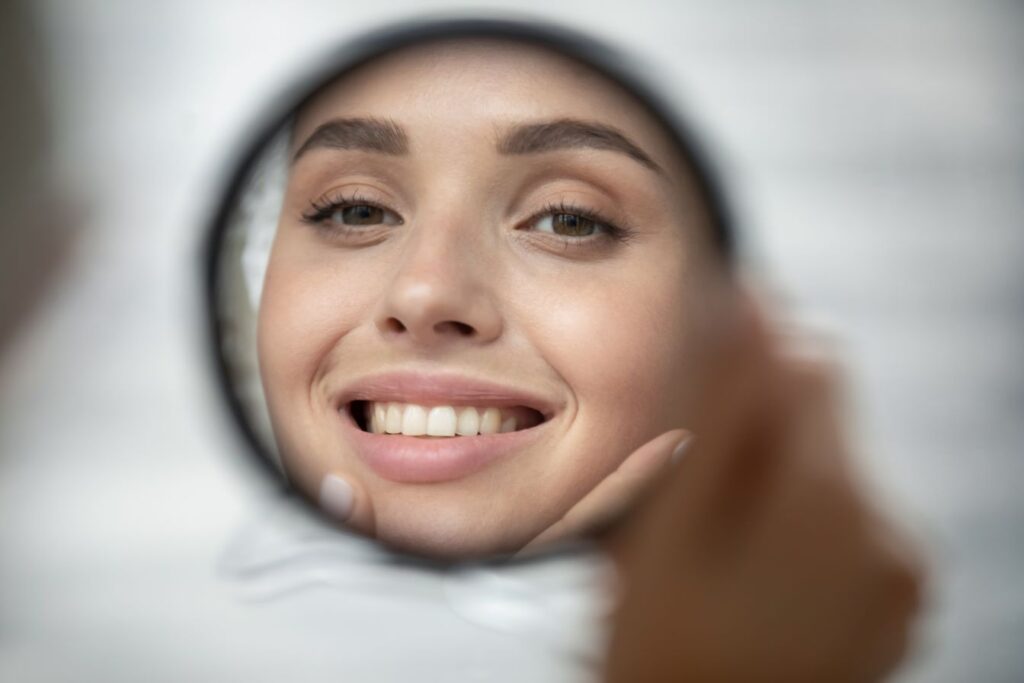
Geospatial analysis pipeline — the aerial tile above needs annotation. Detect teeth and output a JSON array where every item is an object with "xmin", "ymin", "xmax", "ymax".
[
  {"xmin": 401, "ymin": 404, "xmax": 428, "ymax": 436},
  {"xmin": 426, "ymin": 406, "xmax": 457, "ymax": 436},
  {"xmin": 455, "ymin": 407, "xmax": 479, "ymax": 436},
  {"xmin": 360, "ymin": 402, "xmax": 530, "ymax": 437},
  {"xmin": 385, "ymin": 403, "xmax": 402, "ymax": 434},
  {"xmin": 479, "ymin": 407, "xmax": 501, "ymax": 435}
]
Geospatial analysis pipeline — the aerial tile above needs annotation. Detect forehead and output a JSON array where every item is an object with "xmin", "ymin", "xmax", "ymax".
[{"xmin": 290, "ymin": 37, "xmax": 689, "ymax": 178}]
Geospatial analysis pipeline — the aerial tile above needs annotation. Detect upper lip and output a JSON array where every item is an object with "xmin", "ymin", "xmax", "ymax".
[{"xmin": 334, "ymin": 370, "xmax": 561, "ymax": 420}]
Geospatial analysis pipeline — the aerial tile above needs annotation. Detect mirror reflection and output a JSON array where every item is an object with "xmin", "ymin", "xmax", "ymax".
[{"xmin": 212, "ymin": 22, "xmax": 736, "ymax": 560}]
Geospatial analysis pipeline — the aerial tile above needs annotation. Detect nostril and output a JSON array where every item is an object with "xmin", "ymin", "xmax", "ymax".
[
  {"xmin": 382, "ymin": 318, "xmax": 406, "ymax": 334},
  {"xmin": 435, "ymin": 321, "xmax": 474, "ymax": 336}
]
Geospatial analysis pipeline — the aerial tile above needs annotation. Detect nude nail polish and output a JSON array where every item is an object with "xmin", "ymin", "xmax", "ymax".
[
  {"xmin": 319, "ymin": 474, "xmax": 354, "ymax": 522},
  {"xmin": 671, "ymin": 435, "xmax": 693, "ymax": 465}
]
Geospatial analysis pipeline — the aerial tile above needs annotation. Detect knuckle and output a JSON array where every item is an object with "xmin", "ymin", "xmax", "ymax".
[
  {"xmin": 879, "ymin": 536, "xmax": 928, "ymax": 618},
  {"xmin": 772, "ymin": 345, "xmax": 845, "ymax": 411},
  {"xmin": 790, "ymin": 355, "xmax": 841, "ymax": 396}
]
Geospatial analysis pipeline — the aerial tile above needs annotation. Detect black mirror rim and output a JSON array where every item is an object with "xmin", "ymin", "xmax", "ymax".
[{"xmin": 200, "ymin": 13, "xmax": 737, "ymax": 568}]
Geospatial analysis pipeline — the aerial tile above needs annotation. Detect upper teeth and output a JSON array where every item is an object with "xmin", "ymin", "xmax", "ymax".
[{"xmin": 364, "ymin": 402, "xmax": 518, "ymax": 437}]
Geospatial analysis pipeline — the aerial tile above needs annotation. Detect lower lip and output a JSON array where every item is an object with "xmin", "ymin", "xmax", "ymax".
[{"xmin": 339, "ymin": 407, "xmax": 549, "ymax": 483}]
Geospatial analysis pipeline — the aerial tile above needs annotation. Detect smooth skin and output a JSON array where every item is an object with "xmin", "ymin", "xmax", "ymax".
[
  {"xmin": 258, "ymin": 38, "xmax": 721, "ymax": 558},
  {"xmin": 257, "ymin": 36, "xmax": 925, "ymax": 680}
]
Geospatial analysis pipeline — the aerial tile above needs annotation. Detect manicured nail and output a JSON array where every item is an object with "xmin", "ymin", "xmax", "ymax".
[
  {"xmin": 670, "ymin": 434, "xmax": 693, "ymax": 465},
  {"xmin": 318, "ymin": 474, "xmax": 354, "ymax": 522}
]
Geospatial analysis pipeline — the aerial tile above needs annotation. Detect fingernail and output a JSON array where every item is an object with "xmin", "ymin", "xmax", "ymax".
[
  {"xmin": 318, "ymin": 474, "xmax": 354, "ymax": 522},
  {"xmin": 671, "ymin": 434, "xmax": 693, "ymax": 465}
]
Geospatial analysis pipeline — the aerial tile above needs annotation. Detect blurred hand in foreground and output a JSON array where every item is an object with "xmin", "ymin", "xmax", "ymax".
[{"xmin": 600, "ymin": 291, "xmax": 927, "ymax": 683}]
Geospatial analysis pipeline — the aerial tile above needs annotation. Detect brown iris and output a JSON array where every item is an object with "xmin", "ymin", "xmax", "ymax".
[
  {"xmin": 551, "ymin": 213, "xmax": 596, "ymax": 236},
  {"xmin": 338, "ymin": 205, "xmax": 386, "ymax": 225}
]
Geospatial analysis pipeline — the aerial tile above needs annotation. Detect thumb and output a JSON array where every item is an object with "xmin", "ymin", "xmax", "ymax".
[{"xmin": 520, "ymin": 428, "xmax": 692, "ymax": 554}]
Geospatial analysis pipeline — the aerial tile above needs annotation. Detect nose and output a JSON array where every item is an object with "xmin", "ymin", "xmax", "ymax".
[{"xmin": 373, "ymin": 217, "xmax": 502, "ymax": 349}]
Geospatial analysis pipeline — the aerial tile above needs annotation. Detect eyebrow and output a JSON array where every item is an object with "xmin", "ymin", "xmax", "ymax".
[
  {"xmin": 497, "ymin": 118, "xmax": 664, "ymax": 174},
  {"xmin": 291, "ymin": 117, "xmax": 408, "ymax": 162},
  {"xmin": 291, "ymin": 116, "xmax": 663, "ymax": 175}
]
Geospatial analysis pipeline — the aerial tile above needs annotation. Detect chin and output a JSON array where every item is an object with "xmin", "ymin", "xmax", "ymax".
[{"xmin": 372, "ymin": 501, "xmax": 540, "ymax": 562}]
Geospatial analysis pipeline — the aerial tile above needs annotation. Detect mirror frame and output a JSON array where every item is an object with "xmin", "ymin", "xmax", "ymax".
[{"xmin": 201, "ymin": 15, "xmax": 737, "ymax": 565}]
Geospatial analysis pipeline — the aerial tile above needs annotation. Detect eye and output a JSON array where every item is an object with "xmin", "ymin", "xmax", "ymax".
[
  {"xmin": 534, "ymin": 212, "xmax": 600, "ymax": 237},
  {"xmin": 301, "ymin": 194, "xmax": 403, "ymax": 229},
  {"xmin": 521, "ymin": 202, "xmax": 633, "ymax": 245},
  {"xmin": 322, "ymin": 203, "xmax": 401, "ymax": 226}
]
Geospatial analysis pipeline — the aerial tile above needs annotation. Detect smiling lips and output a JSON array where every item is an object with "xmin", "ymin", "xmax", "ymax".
[{"xmin": 335, "ymin": 371, "xmax": 557, "ymax": 483}]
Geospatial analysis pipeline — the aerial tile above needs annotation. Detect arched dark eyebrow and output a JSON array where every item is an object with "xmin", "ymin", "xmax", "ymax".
[
  {"xmin": 291, "ymin": 117, "xmax": 408, "ymax": 162},
  {"xmin": 497, "ymin": 118, "xmax": 664, "ymax": 175},
  {"xmin": 291, "ymin": 116, "xmax": 662, "ymax": 175}
]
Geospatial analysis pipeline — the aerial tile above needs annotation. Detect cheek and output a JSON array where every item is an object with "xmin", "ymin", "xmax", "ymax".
[
  {"xmin": 257, "ymin": 245, "xmax": 384, "ymax": 489},
  {"xmin": 527, "ymin": 258, "xmax": 693, "ymax": 477},
  {"xmin": 258, "ymin": 248, "xmax": 378, "ymax": 392}
]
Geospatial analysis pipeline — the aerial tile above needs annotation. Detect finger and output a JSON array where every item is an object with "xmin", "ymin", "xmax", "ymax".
[
  {"xmin": 624, "ymin": 286, "xmax": 818, "ymax": 561},
  {"xmin": 769, "ymin": 344, "xmax": 864, "ymax": 528},
  {"xmin": 521, "ymin": 429, "xmax": 692, "ymax": 552},
  {"xmin": 604, "ymin": 285, "xmax": 787, "ymax": 553},
  {"xmin": 664, "ymin": 287, "xmax": 784, "ymax": 518},
  {"xmin": 317, "ymin": 471, "xmax": 376, "ymax": 535},
  {"xmin": 683, "ymin": 289, "xmax": 857, "ymax": 517},
  {"xmin": 837, "ymin": 521, "xmax": 928, "ymax": 683}
]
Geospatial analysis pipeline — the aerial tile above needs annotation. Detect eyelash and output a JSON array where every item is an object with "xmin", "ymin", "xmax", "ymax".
[
  {"xmin": 299, "ymin": 193, "xmax": 635, "ymax": 247},
  {"xmin": 520, "ymin": 200, "xmax": 635, "ymax": 246},
  {"xmin": 300, "ymin": 191, "xmax": 400, "ymax": 230}
]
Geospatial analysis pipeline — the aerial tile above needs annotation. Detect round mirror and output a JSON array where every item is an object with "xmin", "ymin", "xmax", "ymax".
[{"xmin": 204, "ymin": 17, "xmax": 738, "ymax": 562}]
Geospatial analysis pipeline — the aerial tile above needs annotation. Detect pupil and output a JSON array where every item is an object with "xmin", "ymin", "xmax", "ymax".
[
  {"xmin": 554, "ymin": 213, "xmax": 594, "ymax": 236},
  {"xmin": 341, "ymin": 205, "xmax": 381, "ymax": 224}
]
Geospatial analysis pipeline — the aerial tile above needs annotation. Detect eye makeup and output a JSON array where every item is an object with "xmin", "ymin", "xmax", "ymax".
[
  {"xmin": 299, "ymin": 192, "xmax": 637, "ymax": 257},
  {"xmin": 518, "ymin": 199, "xmax": 635, "ymax": 245},
  {"xmin": 301, "ymin": 190, "xmax": 402, "ymax": 225}
]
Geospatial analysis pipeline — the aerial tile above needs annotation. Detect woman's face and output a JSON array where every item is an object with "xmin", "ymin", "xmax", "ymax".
[{"xmin": 258, "ymin": 38, "xmax": 721, "ymax": 558}]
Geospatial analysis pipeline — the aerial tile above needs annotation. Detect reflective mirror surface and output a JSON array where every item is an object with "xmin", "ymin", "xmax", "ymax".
[{"xmin": 207, "ymin": 18, "xmax": 736, "ymax": 561}]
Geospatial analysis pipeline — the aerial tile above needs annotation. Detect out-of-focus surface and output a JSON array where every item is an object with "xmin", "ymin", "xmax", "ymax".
[{"xmin": 0, "ymin": 1, "xmax": 1020, "ymax": 681}]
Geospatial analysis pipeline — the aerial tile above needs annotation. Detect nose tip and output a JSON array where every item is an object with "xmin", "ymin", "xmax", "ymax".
[{"xmin": 374, "ymin": 265, "xmax": 502, "ymax": 348}]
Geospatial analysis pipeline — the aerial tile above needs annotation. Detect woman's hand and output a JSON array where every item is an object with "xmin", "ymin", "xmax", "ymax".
[
  {"xmin": 520, "ymin": 428, "xmax": 692, "ymax": 552},
  {"xmin": 600, "ymin": 295, "xmax": 927, "ymax": 683}
]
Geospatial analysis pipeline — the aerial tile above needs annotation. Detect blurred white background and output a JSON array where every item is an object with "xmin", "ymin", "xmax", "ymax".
[{"xmin": 1, "ymin": 1, "xmax": 1021, "ymax": 681}]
